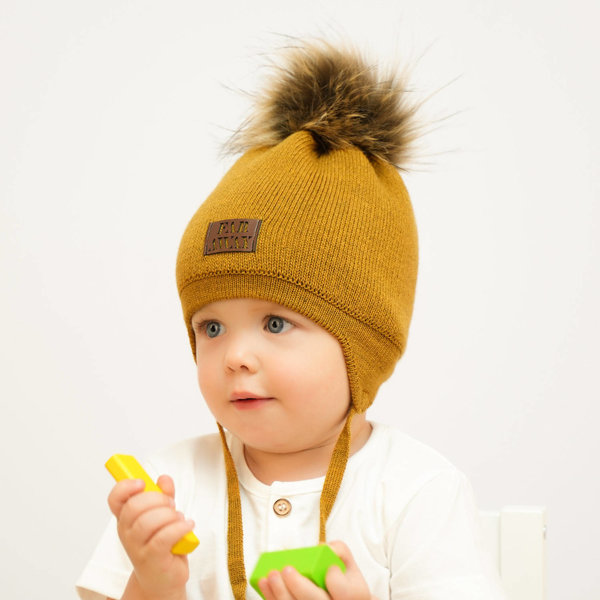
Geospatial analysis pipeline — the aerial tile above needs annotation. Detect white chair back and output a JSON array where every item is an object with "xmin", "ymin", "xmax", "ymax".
[{"xmin": 479, "ymin": 506, "xmax": 547, "ymax": 600}]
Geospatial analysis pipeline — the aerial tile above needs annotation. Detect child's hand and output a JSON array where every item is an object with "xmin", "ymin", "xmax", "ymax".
[
  {"xmin": 258, "ymin": 541, "xmax": 378, "ymax": 600},
  {"xmin": 108, "ymin": 474, "xmax": 194, "ymax": 600}
]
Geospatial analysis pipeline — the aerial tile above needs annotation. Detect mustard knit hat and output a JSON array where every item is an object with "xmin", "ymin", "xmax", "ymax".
[{"xmin": 176, "ymin": 38, "xmax": 420, "ymax": 599}]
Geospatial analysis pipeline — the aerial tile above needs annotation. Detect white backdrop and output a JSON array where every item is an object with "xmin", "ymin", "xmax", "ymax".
[{"xmin": 1, "ymin": 1, "xmax": 598, "ymax": 599}]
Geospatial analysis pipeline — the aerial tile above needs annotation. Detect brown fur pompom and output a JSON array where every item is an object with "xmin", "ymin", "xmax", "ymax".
[{"xmin": 221, "ymin": 38, "xmax": 422, "ymax": 171}]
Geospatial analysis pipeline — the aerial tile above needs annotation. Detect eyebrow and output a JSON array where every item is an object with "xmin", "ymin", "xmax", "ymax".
[{"xmin": 190, "ymin": 313, "xmax": 215, "ymax": 325}]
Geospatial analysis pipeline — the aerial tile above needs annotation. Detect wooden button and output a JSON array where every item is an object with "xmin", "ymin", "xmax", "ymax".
[{"xmin": 273, "ymin": 498, "xmax": 292, "ymax": 516}]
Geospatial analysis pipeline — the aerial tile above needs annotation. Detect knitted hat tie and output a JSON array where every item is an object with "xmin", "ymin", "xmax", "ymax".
[
  {"xmin": 319, "ymin": 408, "xmax": 355, "ymax": 542},
  {"xmin": 218, "ymin": 408, "xmax": 355, "ymax": 598},
  {"xmin": 177, "ymin": 37, "xmax": 422, "ymax": 600},
  {"xmin": 218, "ymin": 423, "xmax": 247, "ymax": 600}
]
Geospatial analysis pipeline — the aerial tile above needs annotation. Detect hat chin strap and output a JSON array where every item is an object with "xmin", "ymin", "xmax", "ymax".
[
  {"xmin": 217, "ymin": 407, "xmax": 356, "ymax": 599},
  {"xmin": 320, "ymin": 407, "xmax": 355, "ymax": 542},
  {"xmin": 218, "ymin": 423, "xmax": 247, "ymax": 600}
]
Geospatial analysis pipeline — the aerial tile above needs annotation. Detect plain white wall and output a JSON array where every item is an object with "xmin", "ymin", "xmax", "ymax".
[{"xmin": 1, "ymin": 1, "xmax": 598, "ymax": 598}]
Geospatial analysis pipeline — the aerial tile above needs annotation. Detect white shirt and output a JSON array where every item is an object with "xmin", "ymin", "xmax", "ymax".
[{"xmin": 76, "ymin": 422, "xmax": 506, "ymax": 599}]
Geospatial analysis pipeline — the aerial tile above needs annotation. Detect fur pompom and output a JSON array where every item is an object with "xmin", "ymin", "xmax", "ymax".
[{"xmin": 221, "ymin": 38, "xmax": 422, "ymax": 170}]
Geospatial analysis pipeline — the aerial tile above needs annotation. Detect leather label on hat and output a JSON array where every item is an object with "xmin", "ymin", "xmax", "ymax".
[{"xmin": 204, "ymin": 219, "xmax": 262, "ymax": 255}]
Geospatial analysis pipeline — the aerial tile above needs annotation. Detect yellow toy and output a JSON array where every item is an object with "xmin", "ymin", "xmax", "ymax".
[{"xmin": 105, "ymin": 454, "xmax": 199, "ymax": 554}]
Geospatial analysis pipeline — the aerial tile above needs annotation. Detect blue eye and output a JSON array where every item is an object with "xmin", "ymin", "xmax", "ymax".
[
  {"xmin": 266, "ymin": 316, "xmax": 291, "ymax": 334},
  {"xmin": 205, "ymin": 321, "xmax": 224, "ymax": 338}
]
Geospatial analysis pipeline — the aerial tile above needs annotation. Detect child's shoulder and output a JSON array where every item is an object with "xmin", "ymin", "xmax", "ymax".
[
  {"xmin": 357, "ymin": 422, "xmax": 469, "ymax": 488},
  {"xmin": 344, "ymin": 423, "xmax": 475, "ymax": 526},
  {"xmin": 369, "ymin": 422, "xmax": 460, "ymax": 467}
]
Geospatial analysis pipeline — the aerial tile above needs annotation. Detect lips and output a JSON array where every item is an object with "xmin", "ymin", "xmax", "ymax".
[
  {"xmin": 230, "ymin": 391, "xmax": 270, "ymax": 402},
  {"xmin": 230, "ymin": 391, "xmax": 273, "ymax": 409}
]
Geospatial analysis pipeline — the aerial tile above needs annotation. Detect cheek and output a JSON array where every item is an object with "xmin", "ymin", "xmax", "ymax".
[
  {"xmin": 195, "ymin": 354, "xmax": 220, "ymax": 398},
  {"xmin": 318, "ymin": 346, "xmax": 351, "ymax": 407},
  {"xmin": 283, "ymin": 344, "xmax": 350, "ymax": 404},
  {"xmin": 313, "ymin": 341, "xmax": 348, "ymax": 382}
]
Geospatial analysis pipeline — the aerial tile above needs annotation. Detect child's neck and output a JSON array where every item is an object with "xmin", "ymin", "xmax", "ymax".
[{"xmin": 242, "ymin": 415, "xmax": 372, "ymax": 485}]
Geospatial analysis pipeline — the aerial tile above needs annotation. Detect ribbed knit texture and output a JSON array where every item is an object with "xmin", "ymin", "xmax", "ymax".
[
  {"xmin": 177, "ymin": 130, "xmax": 418, "ymax": 413},
  {"xmin": 319, "ymin": 408, "xmax": 355, "ymax": 542},
  {"xmin": 176, "ymin": 128, "xmax": 418, "ymax": 598},
  {"xmin": 218, "ymin": 424, "xmax": 246, "ymax": 600}
]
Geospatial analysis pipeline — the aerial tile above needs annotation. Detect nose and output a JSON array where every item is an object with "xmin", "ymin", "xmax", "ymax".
[{"xmin": 223, "ymin": 331, "xmax": 260, "ymax": 374}]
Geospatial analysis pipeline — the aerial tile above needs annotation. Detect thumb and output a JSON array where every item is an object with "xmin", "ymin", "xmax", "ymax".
[
  {"xmin": 156, "ymin": 474, "xmax": 175, "ymax": 499},
  {"xmin": 325, "ymin": 541, "xmax": 371, "ymax": 598},
  {"xmin": 326, "ymin": 541, "xmax": 356, "ymax": 570}
]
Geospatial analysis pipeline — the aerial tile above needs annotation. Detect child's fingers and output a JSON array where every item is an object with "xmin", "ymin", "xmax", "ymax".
[
  {"xmin": 281, "ymin": 566, "xmax": 331, "ymax": 599},
  {"xmin": 128, "ymin": 505, "xmax": 184, "ymax": 547},
  {"xmin": 326, "ymin": 540, "xmax": 355, "ymax": 570},
  {"xmin": 325, "ymin": 541, "xmax": 372, "ymax": 599},
  {"xmin": 107, "ymin": 479, "xmax": 145, "ymax": 518},
  {"xmin": 258, "ymin": 571, "xmax": 290, "ymax": 600},
  {"xmin": 258, "ymin": 549, "xmax": 371, "ymax": 600},
  {"xmin": 257, "ymin": 577, "xmax": 275, "ymax": 600},
  {"xmin": 326, "ymin": 566, "xmax": 373, "ymax": 599},
  {"xmin": 324, "ymin": 565, "xmax": 353, "ymax": 599},
  {"xmin": 259, "ymin": 569, "xmax": 299, "ymax": 600},
  {"xmin": 156, "ymin": 474, "xmax": 175, "ymax": 499},
  {"xmin": 259, "ymin": 567, "xmax": 330, "ymax": 600},
  {"xmin": 146, "ymin": 515, "xmax": 196, "ymax": 554},
  {"xmin": 118, "ymin": 490, "xmax": 175, "ymax": 530}
]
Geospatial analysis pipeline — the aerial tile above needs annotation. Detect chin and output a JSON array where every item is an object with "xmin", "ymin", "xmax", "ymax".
[{"xmin": 241, "ymin": 430, "xmax": 305, "ymax": 454}]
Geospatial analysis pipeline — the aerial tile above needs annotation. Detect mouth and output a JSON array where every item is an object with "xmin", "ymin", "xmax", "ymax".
[{"xmin": 230, "ymin": 392, "xmax": 273, "ymax": 410}]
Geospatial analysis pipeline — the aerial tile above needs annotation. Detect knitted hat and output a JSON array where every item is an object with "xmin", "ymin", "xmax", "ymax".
[{"xmin": 176, "ymin": 38, "xmax": 420, "ymax": 599}]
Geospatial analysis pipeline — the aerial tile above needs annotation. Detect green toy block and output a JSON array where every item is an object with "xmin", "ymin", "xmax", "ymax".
[{"xmin": 250, "ymin": 545, "xmax": 346, "ymax": 598}]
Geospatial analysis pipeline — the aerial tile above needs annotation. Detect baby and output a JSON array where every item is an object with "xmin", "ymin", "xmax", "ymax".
[{"xmin": 76, "ymin": 37, "xmax": 506, "ymax": 600}]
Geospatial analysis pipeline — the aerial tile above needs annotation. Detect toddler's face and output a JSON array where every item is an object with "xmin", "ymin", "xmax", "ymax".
[{"xmin": 191, "ymin": 298, "xmax": 351, "ymax": 456}]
